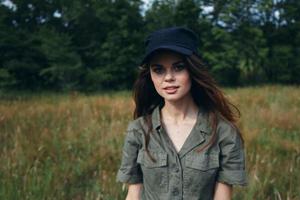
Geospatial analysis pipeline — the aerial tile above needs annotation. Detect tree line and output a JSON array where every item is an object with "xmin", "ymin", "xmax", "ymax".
[{"xmin": 0, "ymin": 0, "xmax": 299, "ymax": 91}]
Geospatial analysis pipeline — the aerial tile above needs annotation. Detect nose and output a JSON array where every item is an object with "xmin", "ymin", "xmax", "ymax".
[{"xmin": 164, "ymin": 69, "xmax": 175, "ymax": 81}]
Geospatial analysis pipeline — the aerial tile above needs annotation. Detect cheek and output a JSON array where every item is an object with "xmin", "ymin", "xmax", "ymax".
[
  {"xmin": 151, "ymin": 73, "xmax": 160, "ymax": 86},
  {"xmin": 180, "ymin": 72, "xmax": 192, "ymax": 87},
  {"xmin": 150, "ymin": 74, "xmax": 161, "ymax": 89}
]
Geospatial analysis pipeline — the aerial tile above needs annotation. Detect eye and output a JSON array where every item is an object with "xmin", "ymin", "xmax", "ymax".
[
  {"xmin": 173, "ymin": 62, "xmax": 186, "ymax": 71},
  {"xmin": 151, "ymin": 66, "xmax": 165, "ymax": 74}
]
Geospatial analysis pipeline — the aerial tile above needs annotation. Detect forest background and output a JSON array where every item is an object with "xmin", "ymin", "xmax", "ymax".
[{"xmin": 1, "ymin": 0, "xmax": 300, "ymax": 92}]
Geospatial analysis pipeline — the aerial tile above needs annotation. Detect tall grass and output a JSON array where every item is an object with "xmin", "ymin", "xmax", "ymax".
[{"xmin": 0, "ymin": 85, "xmax": 299, "ymax": 200}]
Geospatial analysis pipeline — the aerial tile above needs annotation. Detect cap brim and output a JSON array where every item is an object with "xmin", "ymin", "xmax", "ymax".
[{"xmin": 140, "ymin": 45, "xmax": 193, "ymax": 65}]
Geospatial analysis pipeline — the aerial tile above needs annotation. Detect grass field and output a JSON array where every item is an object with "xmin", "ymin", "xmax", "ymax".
[{"xmin": 0, "ymin": 85, "xmax": 299, "ymax": 200}]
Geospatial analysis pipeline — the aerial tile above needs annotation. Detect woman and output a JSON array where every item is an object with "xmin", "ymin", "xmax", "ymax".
[{"xmin": 116, "ymin": 27, "xmax": 247, "ymax": 200}]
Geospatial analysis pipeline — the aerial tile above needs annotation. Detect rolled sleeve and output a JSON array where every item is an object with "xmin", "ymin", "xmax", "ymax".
[
  {"xmin": 217, "ymin": 121, "xmax": 247, "ymax": 186},
  {"xmin": 116, "ymin": 122, "xmax": 143, "ymax": 184}
]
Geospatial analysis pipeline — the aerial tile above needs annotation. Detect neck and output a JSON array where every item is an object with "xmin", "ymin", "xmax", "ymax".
[{"xmin": 161, "ymin": 93, "xmax": 199, "ymax": 124}]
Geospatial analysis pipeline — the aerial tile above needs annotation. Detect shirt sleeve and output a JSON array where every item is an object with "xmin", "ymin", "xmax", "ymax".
[
  {"xmin": 116, "ymin": 121, "xmax": 143, "ymax": 184},
  {"xmin": 216, "ymin": 121, "xmax": 247, "ymax": 186}
]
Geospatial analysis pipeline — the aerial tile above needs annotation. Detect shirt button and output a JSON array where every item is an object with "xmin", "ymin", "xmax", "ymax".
[
  {"xmin": 172, "ymin": 164, "xmax": 179, "ymax": 172},
  {"xmin": 172, "ymin": 188, "xmax": 179, "ymax": 196}
]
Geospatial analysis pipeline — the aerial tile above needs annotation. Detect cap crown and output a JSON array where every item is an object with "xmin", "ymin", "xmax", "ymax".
[
  {"xmin": 142, "ymin": 26, "xmax": 199, "ymax": 64},
  {"xmin": 146, "ymin": 27, "xmax": 198, "ymax": 51}
]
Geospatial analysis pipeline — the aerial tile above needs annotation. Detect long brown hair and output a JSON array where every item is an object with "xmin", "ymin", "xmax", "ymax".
[{"xmin": 133, "ymin": 52, "xmax": 242, "ymax": 162}]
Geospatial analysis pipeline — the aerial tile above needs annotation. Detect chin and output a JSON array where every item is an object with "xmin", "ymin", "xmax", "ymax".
[{"xmin": 162, "ymin": 94, "xmax": 185, "ymax": 102}]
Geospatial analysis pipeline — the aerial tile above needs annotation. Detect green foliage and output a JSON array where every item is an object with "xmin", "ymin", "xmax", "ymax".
[
  {"xmin": 144, "ymin": 0, "xmax": 176, "ymax": 31},
  {"xmin": 0, "ymin": 68, "xmax": 16, "ymax": 87},
  {"xmin": 267, "ymin": 45, "xmax": 294, "ymax": 83},
  {"xmin": 0, "ymin": 0, "xmax": 299, "ymax": 91},
  {"xmin": 35, "ymin": 27, "xmax": 83, "ymax": 90}
]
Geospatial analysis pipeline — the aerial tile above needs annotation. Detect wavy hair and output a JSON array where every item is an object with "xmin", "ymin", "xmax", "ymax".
[{"xmin": 132, "ymin": 52, "xmax": 243, "ymax": 162}]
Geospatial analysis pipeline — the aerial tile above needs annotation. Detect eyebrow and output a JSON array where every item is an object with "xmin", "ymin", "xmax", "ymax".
[{"xmin": 150, "ymin": 60, "xmax": 184, "ymax": 68}]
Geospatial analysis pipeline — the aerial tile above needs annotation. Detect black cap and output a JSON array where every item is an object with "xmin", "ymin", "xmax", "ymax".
[{"xmin": 141, "ymin": 26, "xmax": 199, "ymax": 65}]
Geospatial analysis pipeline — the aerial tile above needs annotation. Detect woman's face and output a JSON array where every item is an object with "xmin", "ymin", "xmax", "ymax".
[{"xmin": 149, "ymin": 51, "xmax": 192, "ymax": 102}]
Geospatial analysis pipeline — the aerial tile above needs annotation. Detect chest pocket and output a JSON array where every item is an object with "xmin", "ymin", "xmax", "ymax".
[
  {"xmin": 137, "ymin": 149, "xmax": 169, "ymax": 193},
  {"xmin": 184, "ymin": 152, "xmax": 220, "ymax": 195},
  {"xmin": 182, "ymin": 152, "xmax": 219, "ymax": 198},
  {"xmin": 185, "ymin": 152, "xmax": 219, "ymax": 171}
]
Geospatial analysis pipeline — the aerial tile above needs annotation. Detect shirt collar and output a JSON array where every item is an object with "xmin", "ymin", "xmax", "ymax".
[{"xmin": 151, "ymin": 104, "xmax": 212, "ymax": 135}]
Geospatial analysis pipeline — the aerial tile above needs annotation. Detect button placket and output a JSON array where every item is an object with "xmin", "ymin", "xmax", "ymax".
[
  {"xmin": 158, "ymin": 127, "xmax": 184, "ymax": 198},
  {"xmin": 173, "ymin": 152, "xmax": 183, "ymax": 198},
  {"xmin": 172, "ymin": 187, "xmax": 179, "ymax": 195}
]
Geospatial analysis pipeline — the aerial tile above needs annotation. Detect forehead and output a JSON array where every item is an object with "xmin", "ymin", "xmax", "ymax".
[{"xmin": 149, "ymin": 50, "xmax": 184, "ymax": 65}]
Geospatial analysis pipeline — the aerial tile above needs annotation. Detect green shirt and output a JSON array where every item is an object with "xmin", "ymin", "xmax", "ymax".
[{"xmin": 116, "ymin": 105, "xmax": 247, "ymax": 200}]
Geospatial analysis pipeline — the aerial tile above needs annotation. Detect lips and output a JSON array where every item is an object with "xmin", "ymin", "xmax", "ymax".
[
  {"xmin": 163, "ymin": 86, "xmax": 179, "ymax": 94},
  {"xmin": 163, "ymin": 86, "xmax": 179, "ymax": 90}
]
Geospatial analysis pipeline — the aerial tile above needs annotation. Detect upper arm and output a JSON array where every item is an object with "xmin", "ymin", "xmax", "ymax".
[
  {"xmin": 216, "ymin": 121, "xmax": 247, "ymax": 186},
  {"xmin": 116, "ymin": 121, "xmax": 143, "ymax": 184}
]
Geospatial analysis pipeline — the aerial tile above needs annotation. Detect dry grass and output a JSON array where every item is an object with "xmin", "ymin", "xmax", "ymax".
[{"xmin": 0, "ymin": 85, "xmax": 299, "ymax": 199}]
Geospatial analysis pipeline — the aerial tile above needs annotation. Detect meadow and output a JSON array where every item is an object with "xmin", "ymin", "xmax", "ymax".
[{"xmin": 0, "ymin": 85, "xmax": 299, "ymax": 200}]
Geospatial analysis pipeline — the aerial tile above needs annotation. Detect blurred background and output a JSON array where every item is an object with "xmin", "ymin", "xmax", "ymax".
[
  {"xmin": 0, "ymin": 0, "xmax": 299, "ymax": 199},
  {"xmin": 1, "ymin": 0, "xmax": 300, "ymax": 92}
]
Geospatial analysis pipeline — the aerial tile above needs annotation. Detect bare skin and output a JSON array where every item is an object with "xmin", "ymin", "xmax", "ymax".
[
  {"xmin": 125, "ymin": 183, "xmax": 142, "ymax": 200},
  {"xmin": 125, "ymin": 51, "xmax": 232, "ymax": 199},
  {"xmin": 213, "ymin": 182, "xmax": 233, "ymax": 200},
  {"xmin": 160, "ymin": 96, "xmax": 199, "ymax": 153}
]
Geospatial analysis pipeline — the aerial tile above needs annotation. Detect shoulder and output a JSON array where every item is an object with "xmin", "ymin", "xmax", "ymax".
[
  {"xmin": 216, "ymin": 117, "xmax": 238, "ymax": 134},
  {"xmin": 126, "ymin": 116, "xmax": 146, "ymax": 133},
  {"xmin": 122, "ymin": 117, "xmax": 146, "ymax": 148},
  {"xmin": 216, "ymin": 116, "xmax": 243, "ymax": 145}
]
